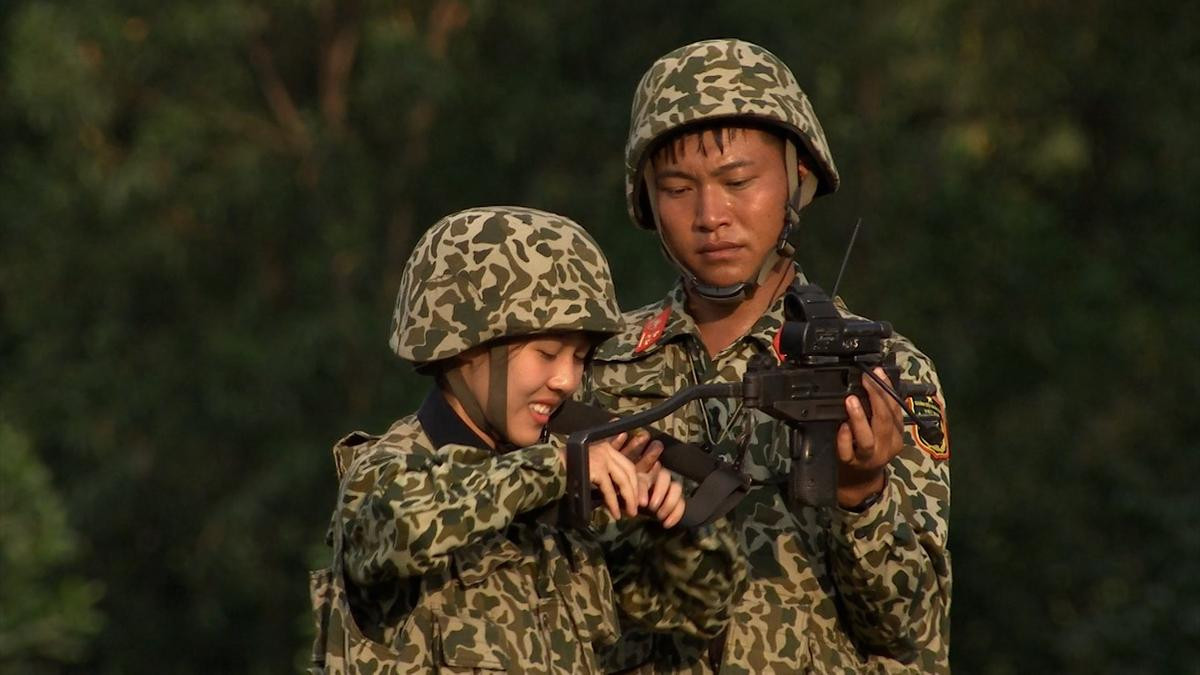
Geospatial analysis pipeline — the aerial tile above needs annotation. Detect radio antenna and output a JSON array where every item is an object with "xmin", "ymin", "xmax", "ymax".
[{"xmin": 829, "ymin": 218, "xmax": 862, "ymax": 300}]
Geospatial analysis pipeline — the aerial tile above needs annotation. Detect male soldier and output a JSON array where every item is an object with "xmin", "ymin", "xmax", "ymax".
[{"xmin": 588, "ymin": 39, "xmax": 951, "ymax": 673}]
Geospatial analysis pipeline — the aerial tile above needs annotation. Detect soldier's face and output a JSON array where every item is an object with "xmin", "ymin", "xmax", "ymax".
[
  {"xmin": 649, "ymin": 128, "xmax": 804, "ymax": 289},
  {"xmin": 456, "ymin": 333, "xmax": 590, "ymax": 447},
  {"xmin": 503, "ymin": 333, "xmax": 590, "ymax": 446}
]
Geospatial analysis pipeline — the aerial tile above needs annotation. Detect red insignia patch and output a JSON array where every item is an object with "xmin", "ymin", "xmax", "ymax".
[
  {"xmin": 907, "ymin": 396, "xmax": 950, "ymax": 460},
  {"xmin": 633, "ymin": 307, "xmax": 671, "ymax": 354}
]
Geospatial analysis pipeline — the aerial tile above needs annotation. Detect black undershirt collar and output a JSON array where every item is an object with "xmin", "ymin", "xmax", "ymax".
[{"xmin": 416, "ymin": 388, "xmax": 494, "ymax": 451}]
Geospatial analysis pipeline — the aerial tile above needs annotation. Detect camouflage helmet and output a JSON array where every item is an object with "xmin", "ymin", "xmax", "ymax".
[
  {"xmin": 391, "ymin": 206, "xmax": 623, "ymax": 365},
  {"xmin": 625, "ymin": 38, "xmax": 841, "ymax": 230}
]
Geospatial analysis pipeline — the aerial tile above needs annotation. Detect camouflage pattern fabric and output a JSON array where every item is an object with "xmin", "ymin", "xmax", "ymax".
[
  {"xmin": 586, "ymin": 269, "xmax": 951, "ymax": 674},
  {"xmin": 624, "ymin": 38, "xmax": 841, "ymax": 230},
  {"xmin": 391, "ymin": 206, "xmax": 623, "ymax": 365},
  {"xmin": 310, "ymin": 415, "xmax": 746, "ymax": 674}
]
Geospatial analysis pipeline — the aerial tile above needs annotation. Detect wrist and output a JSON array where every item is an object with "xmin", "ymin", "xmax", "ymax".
[
  {"xmin": 837, "ymin": 470, "xmax": 887, "ymax": 511},
  {"xmin": 841, "ymin": 484, "xmax": 885, "ymax": 513}
]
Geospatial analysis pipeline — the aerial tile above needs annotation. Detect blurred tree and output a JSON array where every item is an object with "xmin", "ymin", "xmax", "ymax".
[
  {"xmin": 0, "ymin": 422, "xmax": 103, "ymax": 674},
  {"xmin": 1, "ymin": 1, "xmax": 472, "ymax": 672}
]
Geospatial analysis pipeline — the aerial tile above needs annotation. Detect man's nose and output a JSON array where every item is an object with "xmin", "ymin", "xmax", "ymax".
[{"xmin": 695, "ymin": 184, "xmax": 732, "ymax": 231}]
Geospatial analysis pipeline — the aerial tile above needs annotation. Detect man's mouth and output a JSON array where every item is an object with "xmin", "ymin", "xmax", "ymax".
[{"xmin": 698, "ymin": 240, "xmax": 743, "ymax": 257}]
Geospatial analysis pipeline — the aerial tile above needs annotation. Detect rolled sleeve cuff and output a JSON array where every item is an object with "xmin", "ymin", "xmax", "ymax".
[
  {"xmin": 510, "ymin": 442, "xmax": 567, "ymax": 512},
  {"xmin": 829, "ymin": 479, "xmax": 916, "ymax": 554}
]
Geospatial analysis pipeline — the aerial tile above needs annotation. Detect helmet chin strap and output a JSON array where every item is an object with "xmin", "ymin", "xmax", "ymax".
[
  {"xmin": 441, "ymin": 343, "xmax": 514, "ymax": 451},
  {"xmin": 645, "ymin": 138, "xmax": 818, "ymax": 303}
]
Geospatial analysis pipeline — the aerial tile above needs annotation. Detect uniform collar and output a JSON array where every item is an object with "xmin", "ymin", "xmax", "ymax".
[
  {"xmin": 743, "ymin": 267, "xmax": 811, "ymax": 354},
  {"xmin": 417, "ymin": 388, "xmax": 494, "ymax": 451},
  {"xmin": 657, "ymin": 273, "xmax": 799, "ymax": 350},
  {"xmin": 660, "ymin": 281, "xmax": 700, "ymax": 344},
  {"xmin": 597, "ymin": 282, "xmax": 695, "ymax": 360},
  {"xmin": 687, "ymin": 264, "xmax": 811, "ymax": 358},
  {"xmin": 594, "ymin": 265, "xmax": 814, "ymax": 362}
]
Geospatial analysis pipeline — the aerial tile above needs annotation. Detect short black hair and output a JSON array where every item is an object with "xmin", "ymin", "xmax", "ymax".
[
  {"xmin": 647, "ymin": 119, "xmax": 814, "ymax": 170},
  {"xmin": 640, "ymin": 120, "xmax": 815, "ymax": 223}
]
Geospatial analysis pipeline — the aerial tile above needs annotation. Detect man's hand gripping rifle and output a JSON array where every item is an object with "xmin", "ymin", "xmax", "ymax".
[{"xmin": 559, "ymin": 284, "xmax": 944, "ymax": 529}]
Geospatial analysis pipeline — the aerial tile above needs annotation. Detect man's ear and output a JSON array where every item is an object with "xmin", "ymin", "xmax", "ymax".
[{"xmin": 796, "ymin": 159, "xmax": 813, "ymax": 180}]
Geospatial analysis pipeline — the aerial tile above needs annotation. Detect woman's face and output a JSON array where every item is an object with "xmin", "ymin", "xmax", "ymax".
[{"xmin": 453, "ymin": 332, "xmax": 592, "ymax": 447}]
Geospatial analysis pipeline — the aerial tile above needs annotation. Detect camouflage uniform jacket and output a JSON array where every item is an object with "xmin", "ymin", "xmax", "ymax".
[
  {"xmin": 587, "ymin": 270, "xmax": 951, "ymax": 674},
  {"xmin": 321, "ymin": 389, "xmax": 745, "ymax": 674}
]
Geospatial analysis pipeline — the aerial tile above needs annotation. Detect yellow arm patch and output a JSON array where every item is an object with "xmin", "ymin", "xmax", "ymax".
[{"xmin": 907, "ymin": 396, "xmax": 950, "ymax": 461}]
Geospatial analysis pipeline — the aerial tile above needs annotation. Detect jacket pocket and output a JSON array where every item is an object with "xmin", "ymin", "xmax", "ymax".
[
  {"xmin": 309, "ymin": 568, "xmax": 334, "ymax": 673},
  {"xmin": 559, "ymin": 534, "xmax": 620, "ymax": 645},
  {"xmin": 435, "ymin": 613, "xmax": 510, "ymax": 672},
  {"xmin": 724, "ymin": 595, "xmax": 815, "ymax": 673},
  {"xmin": 315, "ymin": 565, "xmax": 434, "ymax": 675}
]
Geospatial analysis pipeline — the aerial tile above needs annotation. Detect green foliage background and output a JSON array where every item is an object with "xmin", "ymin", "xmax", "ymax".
[{"xmin": 1, "ymin": 1, "xmax": 1197, "ymax": 672}]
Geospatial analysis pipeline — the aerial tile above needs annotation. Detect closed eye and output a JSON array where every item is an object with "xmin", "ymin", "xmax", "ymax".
[{"xmin": 657, "ymin": 184, "xmax": 691, "ymax": 197}]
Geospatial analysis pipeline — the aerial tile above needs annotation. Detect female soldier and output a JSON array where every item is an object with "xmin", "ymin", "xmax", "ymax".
[{"xmin": 310, "ymin": 207, "xmax": 744, "ymax": 674}]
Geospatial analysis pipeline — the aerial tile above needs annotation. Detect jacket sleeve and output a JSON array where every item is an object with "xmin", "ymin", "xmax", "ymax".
[
  {"xmin": 826, "ymin": 342, "xmax": 952, "ymax": 669},
  {"xmin": 339, "ymin": 436, "xmax": 566, "ymax": 586},
  {"xmin": 578, "ymin": 353, "xmax": 746, "ymax": 641},
  {"xmin": 598, "ymin": 514, "xmax": 747, "ymax": 639}
]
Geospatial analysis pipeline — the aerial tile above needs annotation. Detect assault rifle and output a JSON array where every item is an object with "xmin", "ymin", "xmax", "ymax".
[{"xmin": 554, "ymin": 282, "xmax": 944, "ymax": 529}]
